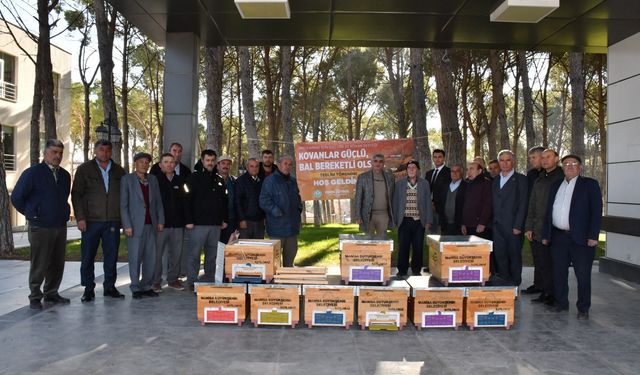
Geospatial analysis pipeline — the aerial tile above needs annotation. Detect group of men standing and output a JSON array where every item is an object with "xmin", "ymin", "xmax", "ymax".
[
  {"xmin": 354, "ymin": 147, "xmax": 602, "ymax": 319},
  {"xmin": 13, "ymin": 139, "xmax": 302, "ymax": 308}
]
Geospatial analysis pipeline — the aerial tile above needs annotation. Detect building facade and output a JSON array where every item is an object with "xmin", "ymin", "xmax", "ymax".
[{"xmin": 0, "ymin": 20, "xmax": 72, "ymax": 227}]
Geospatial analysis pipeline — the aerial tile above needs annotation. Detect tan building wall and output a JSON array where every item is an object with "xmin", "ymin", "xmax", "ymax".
[{"xmin": 0, "ymin": 21, "xmax": 72, "ymax": 227}]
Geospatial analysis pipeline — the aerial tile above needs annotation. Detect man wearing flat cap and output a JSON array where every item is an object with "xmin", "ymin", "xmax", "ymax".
[
  {"xmin": 392, "ymin": 160, "xmax": 432, "ymax": 277},
  {"xmin": 121, "ymin": 152, "xmax": 165, "ymax": 299},
  {"xmin": 542, "ymin": 154, "xmax": 602, "ymax": 320}
]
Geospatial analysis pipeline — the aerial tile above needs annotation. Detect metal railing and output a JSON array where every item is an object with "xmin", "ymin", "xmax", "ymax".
[
  {"xmin": 0, "ymin": 81, "xmax": 17, "ymax": 102},
  {"xmin": 3, "ymin": 153, "xmax": 15, "ymax": 171}
]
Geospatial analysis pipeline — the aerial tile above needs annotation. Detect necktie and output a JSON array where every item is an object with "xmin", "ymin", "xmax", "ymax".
[
  {"xmin": 52, "ymin": 167, "xmax": 59, "ymax": 183},
  {"xmin": 431, "ymin": 168, "xmax": 439, "ymax": 185}
]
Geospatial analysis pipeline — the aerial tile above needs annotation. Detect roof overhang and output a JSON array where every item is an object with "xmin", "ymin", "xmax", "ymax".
[{"xmin": 107, "ymin": 0, "xmax": 640, "ymax": 53}]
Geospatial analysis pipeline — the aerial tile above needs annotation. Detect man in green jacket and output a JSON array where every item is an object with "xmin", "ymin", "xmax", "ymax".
[
  {"xmin": 525, "ymin": 149, "xmax": 564, "ymax": 305},
  {"xmin": 72, "ymin": 140, "xmax": 127, "ymax": 302}
]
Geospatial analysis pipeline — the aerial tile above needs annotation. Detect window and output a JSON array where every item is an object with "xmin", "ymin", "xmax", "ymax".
[
  {"xmin": 2, "ymin": 126, "xmax": 15, "ymax": 171},
  {"xmin": 0, "ymin": 51, "xmax": 17, "ymax": 101}
]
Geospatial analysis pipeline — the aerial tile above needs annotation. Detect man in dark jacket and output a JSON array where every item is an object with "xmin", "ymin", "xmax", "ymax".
[
  {"xmin": 72, "ymin": 140, "xmax": 127, "ymax": 302},
  {"xmin": 11, "ymin": 139, "xmax": 71, "ymax": 310},
  {"xmin": 149, "ymin": 142, "xmax": 192, "ymax": 179},
  {"xmin": 153, "ymin": 153, "xmax": 187, "ymax": 292},
  {"xmin": 542, "ymin": 155, "xmax": 602, "ymax": 320},
  {"xmin": 259, "ymin": 155, "xmax": 302, "ymax": 267},
  {"xmin": 258, "ymin": 149, "xmax": 279, "ymax": 181},
  {"xmin": 425, "ymin": 149, "xmax": 451, "ymax": 233},
  {"xmin": 235, "ymin": 158, "xmax": 265, "ymax": 239},
  {"xmin": 461, "ymin": 161, "xmax": 492, "ymax": 239},
  {"xmin": 184, "ymin": 149, "xmax": 228, "ymax": 291},
  {"xmin": 524, "ymin": 149, "xmax": 564, "ymax": 304},
  {"xmin": 217, "ymin": 155, "xmax": 237, "ymax": 244},
  {"xmin": 491, "ymin": 150, "xmax": 528, "ymax": 286},
  {"xmin": 440, "ymin": 164, "xmax": 466, "ymax": 235}
]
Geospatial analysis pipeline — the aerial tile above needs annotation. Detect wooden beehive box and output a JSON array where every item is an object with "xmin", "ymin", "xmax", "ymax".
[
  {"xmin": 356, "ymin": 280, "xmax": 410, "ymax": 330},
  {"xmin": 302, "ymin": 285, "xmax": 356, "ymax": 329},
  {"xmin": 427, "ymin": 235, "xmax": 492, "ymax": 286},
  {"xmin": 339, "ymin": 235, "xmax": 393, "ymax": 285},
  {"xmin": 249, "ymin": 284, "xmax": 301, "ymax": 328},
  {"xmin": 406, "ymin": 276, "xmax": 465, "ymax": 329},
  {"xmin": 195, "ymin": 283, "xmax": 247, "ymax": 326},
  {"xmin": 465, "ymin": 287, "xmax": 517, "ymax": 330},
  {"xmin": 224, "ymin": 239, "xmax": 281, "ymax": 283}
]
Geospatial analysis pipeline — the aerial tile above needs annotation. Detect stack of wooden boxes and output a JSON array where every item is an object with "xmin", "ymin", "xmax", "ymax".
[
  {"xmin": 274, "ymin": 267, "xmax": 328, "ymax": 284},
  {"xmin": 224, "ymin": 239, "xmax": 281, "ymax": 283}
]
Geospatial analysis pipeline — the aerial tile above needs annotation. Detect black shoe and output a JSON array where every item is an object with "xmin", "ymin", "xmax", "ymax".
[
  {"xmin": 549, "ymin": 305, "xmax": 569, "ymax": 313},
  {"xmin": 522, "ymin": 285, "xmax": 542, "ymax": 295},
  {"xmin": 104, "ymin": 288, "xmax": 125, "ymax": 299},
  {"xmin": 543, "ymin": 295, "xmax": 555, "ymax": 306},
  {"xmin": 577, "ymin": 312, "xmax": 589, "ymax": 320},
  {"xmin": 411, "ymin": 270, "xmax": 422, "ymax": 276},
  {"xmin": 531, "ymin": 293, "xmax": 547, "ymax": 304},
  {"xmin": 144, "ymin": 290, "xmax": 159, "ymax": 297},
  {"xmin": 81, "ymin": 290, "xmax": 95, "ymax": 303},
  {"xmin": 132, "ymin": 291, "xmax": 143, "ymax": 299},
  {"xmin": 44, "ymin": 294, "xmax": 70, "ymax": 304},
  {"xmin": 395, "ymin": 273, "xmax": 408, "ymax": 280},
  {"xmin": 30, "ymin": 300, "xmax": 43, "ymax": 310}
]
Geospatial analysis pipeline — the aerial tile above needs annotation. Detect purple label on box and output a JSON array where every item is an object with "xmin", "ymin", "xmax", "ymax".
[
  {"xmin": 351, "ymin": 268, "xmax": 383, "ymax": 282},
  {"xmin": 451, "ymin": 268, "xmax": 482, "ymax": 282},
  {"xmin": 424, "ymin": 313, "xmax": 454, "ymax": 327}
]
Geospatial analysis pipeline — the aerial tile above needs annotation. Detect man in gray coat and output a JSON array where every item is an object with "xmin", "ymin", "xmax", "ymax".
[
  {"xmin": 392, "ymin": 160, "xmax": 432, "ymax": 277},
  {"xmin": 491, "ymin": 150, "xmax": 528, "ymax": 286},
  {"xmin": 354, "ymin": 153, "xmax": 395, "ymax": 238},
  {"xmin": 121, "ymin": 152, "xmax": 165, "ymax": 299}
]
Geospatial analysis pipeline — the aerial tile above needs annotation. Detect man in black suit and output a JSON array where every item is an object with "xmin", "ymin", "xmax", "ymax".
[
  {"xmin": 439, "ymin": 163, "xmax": 466, "ymax": 235},
  {"xmin": 522, "ymin": 145, "xmax": 545, "ymax": 295},
  {"xmin": 150, "ymin": 142, "xmax": 192, "ymax": 179},
  {"xmin": 425, "ymin": 149, "xmax": 451, "ymax": 234},
  {"xmin": 542, "ymin": 155, "xmax": 602, "ymax": 320},
  {"xmin": 491, "ymin": 150, "xmax": 528, "ymax": 286}
]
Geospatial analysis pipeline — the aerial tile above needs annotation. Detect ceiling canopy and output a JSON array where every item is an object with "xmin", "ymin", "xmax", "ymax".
[{"xmin": 108, "ymin": 0, "xmax": 640, "ymax": 53}]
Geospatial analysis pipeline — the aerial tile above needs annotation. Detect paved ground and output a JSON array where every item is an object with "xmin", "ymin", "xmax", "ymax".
[{"xmin": 0, "ymin": 265, "xmax": 638, "ymax": 375}]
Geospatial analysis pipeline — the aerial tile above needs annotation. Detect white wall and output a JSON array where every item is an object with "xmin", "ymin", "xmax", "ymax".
[{"xmin": 606, "ymin": 33, "xmax": 640, "ymax": 266}]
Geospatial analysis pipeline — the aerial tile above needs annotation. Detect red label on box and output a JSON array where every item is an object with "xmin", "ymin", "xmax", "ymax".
[{"xmin": 206, "ymin": 308, "xmax": 236, "ymax": 323}]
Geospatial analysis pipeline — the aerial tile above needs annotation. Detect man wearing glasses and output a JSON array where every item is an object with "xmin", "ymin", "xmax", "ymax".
[
  {"xmin": 355, "ymin": 153, "xmax": 395, "ymax": 238},
  {"xmin": 542, "ymin": 155, "xmax": 602, "ymax": 320}
]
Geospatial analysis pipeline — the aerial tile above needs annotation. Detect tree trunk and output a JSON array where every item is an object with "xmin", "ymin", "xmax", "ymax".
[
  {"xmin": 518, "ymin": 51, "xmax": 536, "ymax": 151},
  {"xmin": 120, "ymin": 19, "xmax": 130, "ymax": 170},
  {"xmin": 83, "ymin": 84, "xmax": 92, "ymax": 162},
  {"xmin": 263, "ymin": 47, "xmax": 279, "ymax": 154},
  {"xmin": 569, "ymin": 52, "xmax": 586, "ymax": 156},
  {"xmin": 280, "ymin": 46, "xmax": 295, "ymax": 169},
  {"xmin": 383, "ymin": 48, "xmax": 408, "ymax": 138},
  {"xmin": 431, "ymin": 48, "xmax": 465, "ymax": 166},
  {"xmin": 489, "ymin": 50, "xmax": 510, "ymax": 150},
  {"xmin": 409, "ymin": 48, "xmax": 432, "ymax": 172},
  {"xmin": 0, "ymin": 137, "xmax": 14, "ymax": 256},
  {"xmin": 238, "ymin": 47, "xmax": 260, "ymax": 158},
  {"xmin": 39, "ymin": 0, "xmax": 57, "ymax": 141},
  {"xmin": 205, "ymin": 46, "xmax": 226, "ymax": 152},
  {"xmin": 30, "ymin": 45, "xmax": 43, "ymax": 166},
  {"xmin": 94, "ymin": 0, "xmax": 119, "ymax": 162},
  {"xmin": 541, "ymin": 53, "xmax": 553, "ymax": 148}
]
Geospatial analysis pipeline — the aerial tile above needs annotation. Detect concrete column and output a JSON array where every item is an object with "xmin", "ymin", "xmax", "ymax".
[
  {"xmin": 162, "ymin": 33, "xmax": 200, "ymax": 168},
  {"xmin": 600, "ymin": 33, "xmax": 640, "ymax": 282}
]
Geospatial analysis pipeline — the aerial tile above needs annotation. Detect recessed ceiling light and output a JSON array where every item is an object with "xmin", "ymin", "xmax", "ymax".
[
  {"xmin": 490, "ymin": 0, "xmax": 559, "ymax": 23},
  {"xmin": 235, "ymin": 0, "xmax": 291, "ymax": 19}
]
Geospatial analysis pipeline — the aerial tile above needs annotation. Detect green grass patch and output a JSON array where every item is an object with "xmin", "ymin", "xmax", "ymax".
[{"xmin": 5, "ymin": 225, "xmax": 606, "ymax": 268}]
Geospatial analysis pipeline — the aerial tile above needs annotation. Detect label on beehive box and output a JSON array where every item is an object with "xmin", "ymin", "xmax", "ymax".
[
  {"xmin": 474, "ymin": 311, "xmax": 508, "ymax": 327},
  {"xmin": 350, "ymin": 266, "xmax": 384, "ymax": 282},
  {"xmin": 422, "ymin": 311, "xmax": 456, "ymax": 328},
  {"xmin": 232, "ymin": 263, "xmax": 266, "ymax": 279},
  {"xmin": 312, "ymin": 311, "xmax": 346, "ymax": 326},
  {"xmin": 366, "ymin": 311, "xmax": 400, "ymax": 327},
  {"xmin": 258, "ymin": 309, "xmax": 292, "ymax": 325},
  {"xmin": 448, "ymin": 266, "xmax": 483, "ymax": 283},
  {"xmin": 204, "ymin": 307, "xmax": 238, "ymax": 324}
]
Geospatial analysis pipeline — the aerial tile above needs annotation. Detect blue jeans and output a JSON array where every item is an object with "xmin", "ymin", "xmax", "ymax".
[{"xmin": 80, "ymin": 221, "xmax": 120, "ymax": 291}]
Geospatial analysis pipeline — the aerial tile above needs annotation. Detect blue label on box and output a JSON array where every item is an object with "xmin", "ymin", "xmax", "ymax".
[
  {"xmin": 232, "ymin": 276, "xmax": 263, "ymax": 284},
  {"xmin": 451, "ymin": 268, "xmax": 482, "ymax": 282},
  {"xmin": 313, "ymin": 312, "xmax": 345, "ymax": 326},
  {"xmin": 476, "ymin": 312, "xmax": 506, "ymax": 327},
  {"xmin": 351, "ymin": 268, "xmax": 382, "ymax": 282}
]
